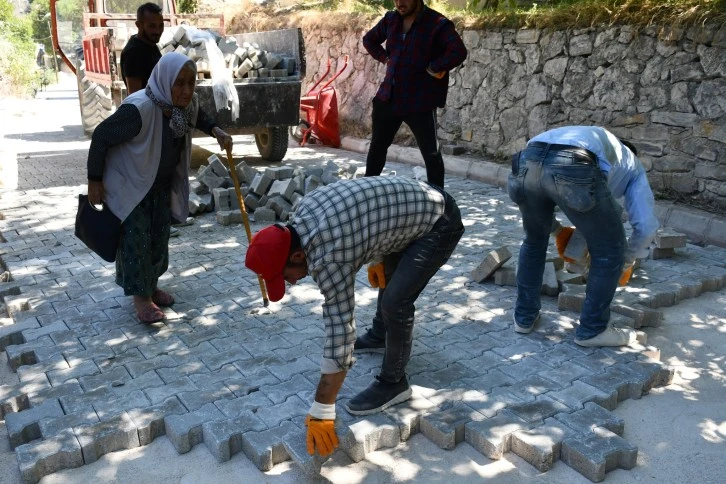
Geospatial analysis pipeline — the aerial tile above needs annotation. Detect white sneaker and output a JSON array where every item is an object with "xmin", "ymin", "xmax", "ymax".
[
  {"xmin": 513, "ymin": 312, "xmax": 540, "ymax": 334},
  {"xmin": 574, "ymin": 326, "xmax": 636, "ymax": 347}
]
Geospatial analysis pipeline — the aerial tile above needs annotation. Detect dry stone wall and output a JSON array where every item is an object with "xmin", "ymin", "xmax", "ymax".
[{"xmin": 300, "ymin": 22, "xmax": 726, "ymax": 209}]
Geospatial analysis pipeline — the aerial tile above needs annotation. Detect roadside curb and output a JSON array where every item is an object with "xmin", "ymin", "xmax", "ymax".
[{"xmin": 339, "ymin": 136, "xmax": 726, "ymax": 249}]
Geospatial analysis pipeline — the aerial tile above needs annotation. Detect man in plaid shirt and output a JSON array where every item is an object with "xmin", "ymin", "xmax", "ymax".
[
  {"xmin": 245, "ymin": 176, "xmax": 464, "ymax": 457},
  {"xmin": 363, "ymin": 0, "xmax": 467, "ymax": 188}
]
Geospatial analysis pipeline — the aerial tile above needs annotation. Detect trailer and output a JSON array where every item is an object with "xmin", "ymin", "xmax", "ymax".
[{"xmin": 49, "ymin": 0, "xmax": 304, "ymax": 161}]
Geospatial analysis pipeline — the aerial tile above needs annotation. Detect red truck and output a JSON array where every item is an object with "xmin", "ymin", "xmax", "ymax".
[{"xmin": 49, "ymin": 0, "xmax": 304, "ymax": 161}]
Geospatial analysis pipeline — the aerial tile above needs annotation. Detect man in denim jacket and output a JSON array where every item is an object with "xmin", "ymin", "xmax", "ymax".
[{"xmin": 508, "ymin": 126, "xmax": 659, "ymax": 347}]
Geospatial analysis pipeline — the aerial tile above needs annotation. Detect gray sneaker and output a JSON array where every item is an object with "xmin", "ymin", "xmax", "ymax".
[
  {"xmin": 513, "ymin": 312, "xmax": 540, "ymax": 334},
  {"xmin": 169, "ymin": 227, "xmax": 180, "ymax": 237},
  {"xmin": 574, "ymin": 326, "xmax": 636, "ymax": 347}
]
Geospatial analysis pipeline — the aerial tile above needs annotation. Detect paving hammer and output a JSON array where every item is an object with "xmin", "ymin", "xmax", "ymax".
[{"xmin": 224, "ymin": 147, "xmax": 270, "ymax": 307}]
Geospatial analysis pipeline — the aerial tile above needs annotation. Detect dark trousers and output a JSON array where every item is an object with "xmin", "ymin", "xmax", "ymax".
[
  {"xmin": 369, "ymin": 189, "xmax": 464, "ymax": 382},
  {"xmin": 365, "ymin": 97, "xmax": 445, "ymax": 188}
]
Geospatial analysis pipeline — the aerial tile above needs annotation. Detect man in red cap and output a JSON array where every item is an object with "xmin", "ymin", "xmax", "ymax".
[{"xmin": 245, "ymin": 176, "xmax": 464, "ymax": 457}]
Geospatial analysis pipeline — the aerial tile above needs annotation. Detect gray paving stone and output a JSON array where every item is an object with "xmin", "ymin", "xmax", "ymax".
[
  {"xmin": 381, "ymin": 390, "xmax": 438, "ymax": 442},
  {"xmin": 15, "ymin": 429, "xmax": 83, "ymax": 484},
  {"xmin": 241, "ymin": 421, "xmax": 297, "ymax": 471},
  {"xmin": 343, "ymin": 413, "xmax": 401, "ymax": 462},
  {"xmin": 215, "ymin": 389, "xmax": 274, "ymax": 418},
  {"xmin": 125, "ymin": 355, "xmax": 178, "ymax": 378},
  {"xmin": 262, "ymin": 375, "xmax": 316, "ymax": 405},
  {"xmin": 144, "ymin": 378, "xmax": 198, "ymax": 406},
  {"xmin": 507, "ymin": 396, "xmax": 571, "ymax": 424},
  {"xmin": 178, "ymin": 385, "xmax": 235, "ymax": 412},
  {"xmin": 202, "ymin": 411, "xmax": 266, "ymax": 462},
  {"xmin": 547, "ymin": 379, "xmax": 619, "ymax": 411},
  {"xmin": 580, "ymin": 366, "xmax": 645, "ymax": 402},
  {"xmin": 127, "ymin": 397, "xmax": 187, "ymax": 445},
  {"xmin": 6, "ymin": 399, "xmax": 65, "ymax": 449},
  {"xmin": 93, "ymin": 389, "xmax": 151, "ymax": 422},
  {"xmin": 420, "ymin": 402, "xmax": 485, "ymax": 450},
  {"xmin": 282, "ymin": 424, "xmax": 328, "ymax": 476},
  {"xmin": 47, "ymin": 360, "xmax": 100, "ymax": 386},
  {"xmin": 164, "ymin": 403, "xmax": 225, "ymax": 454},
  {"xmin": 16, "ymin": 354, "xmax": 68, "ymax": 383},
  {"xmin": 0, "ymin": 380, "xmax": 49, "ymax": 418},
  {"xmin": 510, "ymin": 417, "xmax": 578, "ymax": 472},
  {"xmin": 555, "ymin": 402, "xmax": 624, "ymax": 435},
  {"xmin": 0, "ymin": 319, "xmax": 40, "ymax": 351},
  {"xmin": 614, "ymin": 359, "xmax": 674, "ymax": 394},
  {"xmin": 465, "ymin": 410, "xmax": 534, "ymax": 460},
  {"xmin": 39, "ymin": 409, "xmax": 99, "ymax": 439},
  {"xmin": 73, "ymin": 412, "xmax": 140, "ymax": 464},
  {"xmin": 255, "ymin": 395, "xmax": 309, "ymax": 428},
  {"xmin": 561, "ymin": 426, "xmax": 638, "ymax": 482}
]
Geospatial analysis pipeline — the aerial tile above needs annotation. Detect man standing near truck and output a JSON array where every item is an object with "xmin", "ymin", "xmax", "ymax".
[
  {"xmin": 362, "ymin": 0, "xmax": 467, "ymax": 188},
  {"xmin": 120, "ymin": 2, "xmax": 164, "ymax": 94}
]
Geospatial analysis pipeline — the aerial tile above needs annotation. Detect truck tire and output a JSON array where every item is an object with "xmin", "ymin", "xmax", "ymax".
[
  {"xmin": 255, "ymin": 126, "xmax": 288, "ymax": 162},
  {"xmin": 75, "ymin": 59, "xmax": 113, "ymax": 136}
]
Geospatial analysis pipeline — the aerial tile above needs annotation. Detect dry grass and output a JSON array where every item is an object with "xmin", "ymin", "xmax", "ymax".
[{"xmin": 220, "ymin": 0, "xmax": 726, "ymax": 35}]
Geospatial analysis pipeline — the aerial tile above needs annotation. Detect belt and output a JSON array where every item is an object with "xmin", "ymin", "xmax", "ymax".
[{"xmin": 527, "ymin": 141, "xmax": 598, "ymax": 165}]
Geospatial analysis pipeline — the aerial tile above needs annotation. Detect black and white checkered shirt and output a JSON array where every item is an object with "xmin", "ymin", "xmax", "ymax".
[{"xmin": 291, "ymin": 176, "xmax": 446, "ymax": 372}]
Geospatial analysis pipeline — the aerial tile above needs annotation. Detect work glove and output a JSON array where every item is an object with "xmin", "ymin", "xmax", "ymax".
[
  {"xmin": 306, "ymin": 401, "xmax": 339, "ymax": 457},
  {"xmin": 619, "ymin": 259, "xmax": 636, "ymax": 286},
  {"xmin": 367, "ymin": 262, "xmax": 386, "ymax": 289},
  {"xmin": 426, "ymin": 65, "xmax": 446, "ymax": 79},
  {"xmin": 553, "ymin": 225, "xmax": 576, "ymax": 262}
]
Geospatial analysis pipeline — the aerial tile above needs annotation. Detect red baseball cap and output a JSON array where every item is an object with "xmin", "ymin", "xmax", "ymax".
[{"xmin": 245, "ymin": 224, "xmax": 291, "ymax": 302}]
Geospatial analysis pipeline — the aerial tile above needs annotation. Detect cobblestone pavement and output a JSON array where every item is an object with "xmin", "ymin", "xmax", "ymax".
[{"xmin": 2, "ymin": 82, "xmax": 726, "ymax": 483}]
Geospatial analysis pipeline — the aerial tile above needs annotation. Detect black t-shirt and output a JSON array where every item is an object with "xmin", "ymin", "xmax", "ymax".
[{"xmin": 120, "ymin": 35, "xmax": 162, "ymax": 89}]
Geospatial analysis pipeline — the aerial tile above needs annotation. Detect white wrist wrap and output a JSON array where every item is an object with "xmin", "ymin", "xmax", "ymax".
[{"xmin": 309, "ymin": 401, "xmax": 336, "ymax": 420}]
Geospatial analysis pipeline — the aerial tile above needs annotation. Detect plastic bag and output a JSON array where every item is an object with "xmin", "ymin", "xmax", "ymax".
[{"xmin": 184, "ymin": 27, "xmax": 240, "ymax": 121}]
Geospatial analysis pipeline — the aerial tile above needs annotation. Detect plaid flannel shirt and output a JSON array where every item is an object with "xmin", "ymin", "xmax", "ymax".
[
  {"xmin": 291, "ymin": 177, "xmax": 446, "ymax": 372},
  {"xmin": 362, "ymin": 6, "xmax": 467, "ymax": 116}
]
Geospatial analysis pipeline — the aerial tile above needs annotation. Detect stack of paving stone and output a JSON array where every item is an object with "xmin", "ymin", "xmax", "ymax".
[
  {"xmin": 191, "ymin": 155, "xmax": 363, "ymax": 226},
  {"xmin": 159, "ymin": 26, "xmax": 295, "ymax": 80}
]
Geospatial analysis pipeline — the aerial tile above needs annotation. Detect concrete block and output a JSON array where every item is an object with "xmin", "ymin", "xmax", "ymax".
[
  {"xmin": 282, "ymin": 424, "xmax": 328, "ymax": 476},
  {"xmin": 74, "ymin": 412, "xmax": 140, "ymax": 464},
  {"xmin": 198, "ymin": 169, "xmax": 225, "ymax": 191},
  {"xmin": 127, "ymin": 397, "xmax": 187, "ymax": 446},
  {"xmin": 441, "ymin": 144, "xmax": 466, "ymax": 155},
  {"xmin": 382, "ymin": 392, "xmax": 438, "ymax": 442},
  {"xmin": 555, "ymin": 402, "xmax": 624, "ymax": 435},
  {"xmin": 581, "ymin": 366, "xmax": 644, "ymax": 402},
  {"xmin": 465, "ymin": 410, "xmax": 533, "ymax": 460},
  {"xmin": 268, "ymin": 179, "xmax": 297, "ymax": 200},
  {"xmin": 253, "ymin": 207, "xmax": 277, "ymax": 223},
  {"xmin": 264, "ymin": 166, "xmax": 295, "ymax": 180},
  {"xmin": 557, "ymin": 284, "xmax": 586, "ymax": 312},
  {"xmin": 270, "ymin": 69, "xmax": 288, "ymax": 78},
  {"xmin": 267, "ymin": 195, "xmax": 293, "ymax": 218},
  {"xmin": 615, "ymin": 360, "xmax": 674, "ymax": 394},
  {"xmin": 654, "ymin": 229, "xmax": 687, "ymax": 248},
  {"xmin": 93, "ymin": 389, "xmax": 151, "ymax": 422},
  {"xmin": 188, "ymin": 193, "xmax": 208, "ymax": 214},
  {"xmin": 507, "ymin": 396, "xmax": 571, "ymax": 424},
  {"xmin": 303, "ymin": 175, "xmax": 322, "ymax": 194},
  {"xmin": 207, "ymin": 154, "xmax": 229, "ymax": 177},
  {"xmin": 236, "ymin": 58, "xmax": 254, "ymax": 78},
  {"xmin": 649, "ymin": 247, "xmax": 676, "ymax": 259},
  {"xmin": 39, "ymin": 409, "xmax": 99, "ymax": 439},
  {"xmin": 164, "ymin": 403, "xmax": 225, "ymax": 454},
  {"xmin": 511, "ymin": 418, "xmax": 578, "ymax": 472},
  {"xmin": 541, "ymin": 262, "xmax": 559, "ymax": 296},
  {"xmin": 1, "ymin": 381, "xmax": 49, "ymax": 419},
  {"xmin": 557, "ymin": 271, "xmax": 585, "ymax": 285},
  {"xmin": 420, "ymin": 403, "xmax": 484, "ymax": 450},
  {"xmin": 235, "ymin": 161, "xmax": 258, "ymax": 184},
  {"xmin": 202, "ymin": 412, "xmax": 267, "ymax": 462},
  {"xmin": 471, "ymin": 246, "xmax": 512, "ymax": 283},
  {"xmin": 6, "ymin": 399, "xmax": 65, "ymax": 449},
  {"xmin": 212, "ymin": 187, "xmax": 231, "ymax": 212},
  {"xmin": 16, "ymin": 428, "xmax": 83, "ymax": 484},
  {"xmin": 250, "ymin": 173, "xmax": 274, "ymax": 195},
  {"xmin": 343, "ymin": 414, "xmax": 401, "ymax": 463},
  {"xmin": 564, "ymin": 229, "xmax": 589, "ymax": 263},
  {"xmin": 241, "ymin": 421, "xmax": 296, "ymax": 471},
  {"xmin": 611, "ymin": 303, "xmax": 663, "ymax": 328},
  {"xmin": 548, "ymin": 380, "xmax": 619, "ymax": 411},
  {"xmin": 561, "ymin": 427, "xmax": 638, "ymax": 482},
  {"xmin": 494, "ymin": 266, "xmax": 517, "ymax": 286},
  {"xmin": 0, "ymin": 319, "xmax": 41, "ymax": 351}
]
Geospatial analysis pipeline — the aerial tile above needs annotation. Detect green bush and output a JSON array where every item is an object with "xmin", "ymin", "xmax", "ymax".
[{"xmin": 0, "ymin": 0, "xmax": 37, "ymax": 97}]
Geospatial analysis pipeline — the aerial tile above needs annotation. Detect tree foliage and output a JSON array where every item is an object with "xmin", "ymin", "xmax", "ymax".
[{"xmin": 0, "ymin": 0, "xmax": 37, "ymax": 96}]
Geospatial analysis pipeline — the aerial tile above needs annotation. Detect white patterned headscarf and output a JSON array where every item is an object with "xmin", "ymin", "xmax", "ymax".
[{"xmin": 145, "ymin": 52, "xmax": 198, "ymax": 138}]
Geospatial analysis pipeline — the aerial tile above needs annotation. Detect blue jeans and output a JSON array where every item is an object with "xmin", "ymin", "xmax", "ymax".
[
  {"xmin": 508, "ymin": 144, "xmax": 626, "ymax": 340},
  {"xmin": 369, "ymin": 188, "xmax": 464, "ymax": 382}
]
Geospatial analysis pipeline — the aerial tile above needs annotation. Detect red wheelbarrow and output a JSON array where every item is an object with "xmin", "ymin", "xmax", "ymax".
[{"xmin": 291, "ymin": 55, "xmax": 349, "ymax": 148}]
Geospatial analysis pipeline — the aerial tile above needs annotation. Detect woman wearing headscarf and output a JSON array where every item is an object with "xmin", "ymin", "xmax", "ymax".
[{"xmin": 86, "ymin": 52, "xmax": 233, "ymax": 323}]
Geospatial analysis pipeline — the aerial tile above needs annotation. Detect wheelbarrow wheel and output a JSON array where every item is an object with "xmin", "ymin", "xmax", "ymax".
[
  {"xmin": 289, "ymin": 120, "xmax": 310, "ymax": 144},
  {"xmin": 255, "ymin": 126, "xmax": 288, "ymax": 162}
]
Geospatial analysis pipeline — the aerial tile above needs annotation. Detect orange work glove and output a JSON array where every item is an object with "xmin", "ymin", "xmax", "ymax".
[
  {"xmin": 305, "ymin": 415, "xmax": 339, "ymax": 457},
  {"xmin": 554, "ymin": 226, "xmax": 576, "ymax": 262},
  {"xmin": 367, "ymin": 262, "xmax": 386, "ymax": 289},
  {"xmin": 426, "ymin": 65, "xmax": 446, "ymax": 79},
  {"xmin": 619, "ymin": 261, "xmax": 635, "ymax": 286}
]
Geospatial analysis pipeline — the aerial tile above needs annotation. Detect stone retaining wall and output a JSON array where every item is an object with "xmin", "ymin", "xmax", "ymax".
[{"xmin": 300, "ymin": 22, "xmax": 726, "ymax": 209}]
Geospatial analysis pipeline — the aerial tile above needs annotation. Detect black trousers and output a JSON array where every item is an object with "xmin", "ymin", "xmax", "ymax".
[{"xmin": 365, "ymin": 97, "xmax": 445, "ymax": 188}]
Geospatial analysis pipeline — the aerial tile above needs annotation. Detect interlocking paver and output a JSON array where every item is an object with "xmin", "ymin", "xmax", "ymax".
[{"xmin": 3, "ymin": 137, "xmax": 722, "ymax": 482}]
